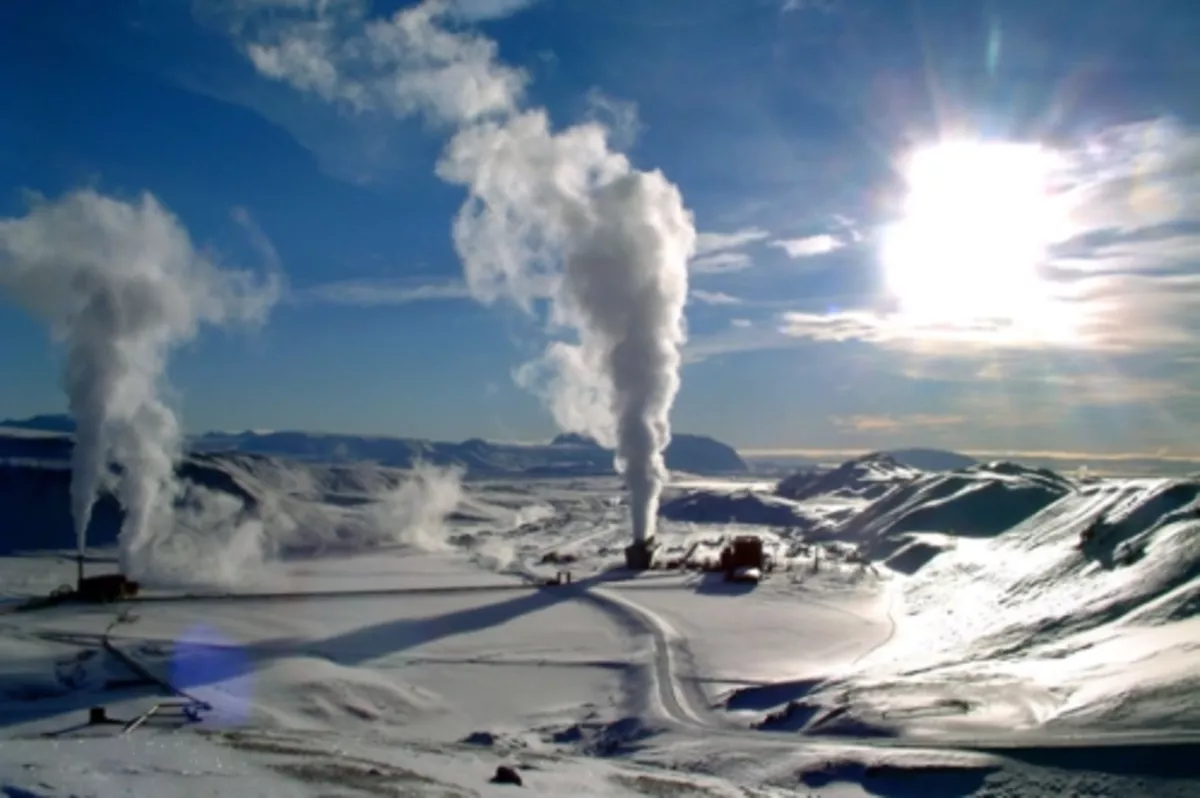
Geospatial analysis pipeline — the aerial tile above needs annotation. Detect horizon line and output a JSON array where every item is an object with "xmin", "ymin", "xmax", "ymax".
[
  {"xmin": 737, "ymin": 447, "xmax": 1200, "ymax": 463},
  {"xmin": 5, "ymin": 417, "xmax": 1199, "ymax": 462}
]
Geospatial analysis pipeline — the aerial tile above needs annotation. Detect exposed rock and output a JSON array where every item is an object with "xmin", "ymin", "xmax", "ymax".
[{"xmin": 490, "ymin": 765, "xmax": 523, "ymax": 786}]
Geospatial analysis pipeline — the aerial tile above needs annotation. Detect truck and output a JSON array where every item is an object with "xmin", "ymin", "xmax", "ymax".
[{"xmin": 720, "ymin": 535, "xmax": 767, "ymax": 583}]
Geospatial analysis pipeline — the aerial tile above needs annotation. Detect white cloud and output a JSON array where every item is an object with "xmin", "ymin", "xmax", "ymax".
[
  {"xmin": 776, "ymin": 309, "xmax": 1087, "ymax": 350},
  {"xmin": 771, "ymin": 233, "xmax": 842, "ymax": 258},
  {"xmin": 689, "ymin": 251, "xmax": 753, "ymax": 274},
  {"xmin": 831, "ymin": 414, "xmax": 965, "ymax": 433},
  {"xmin": 1059, "ymin": 118, "xmax": 1200, "ymax": 235},
  {"xmin": 731, "ymin": 318, "xmax": 753, "ymax": 328},
  {"xmin": 781, "ymin": 0, "xmax": 836, "ymax": 12},
  {"xmin": 694, "ymin": 227, "xmax": 770, "ymax": 256},
  {"xmin": 690, "ymin": 289, "xmax": 741, "ymax": 305},
  {"xmin": 688, "ymin": 226, "xmax": 772, "ymax": 275},
  {"xmin": 236, "ymin": 0, "xmax": 527, "ymax": 124},
  {"xmin": 446, "ymin": 0, "xmax": 541, "ymax": 21},
  {"xmin": 297, "ymin": 277, "xmax": 471, "ymax": 305}
]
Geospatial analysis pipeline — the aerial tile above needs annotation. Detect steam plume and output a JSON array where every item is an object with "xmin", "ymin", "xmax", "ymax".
[
  {"xmin": 0, "ymin": 189, "xmax": 278, "ymax": 576},
  {"xmin": 438, "ymin": 113, "xmax": 693, "ymax": 541},
  {"xmin": 228, "ymin": 0, "xmax": 695, "ymax": 543}
]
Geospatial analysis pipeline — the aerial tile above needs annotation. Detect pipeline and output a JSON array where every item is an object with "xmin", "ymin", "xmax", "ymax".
[{"xmin": 6, "ymin": 580, "xmax": 541, "ymax": 615}]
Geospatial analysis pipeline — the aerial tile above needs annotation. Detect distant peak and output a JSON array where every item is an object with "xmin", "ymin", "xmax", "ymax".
[
  {"xmin": 0, "ymin": 413, "xmax": 76, "ymax": 433},
  {"xmin": 857, "ymin": 451, "xmax": 901, "ymax": 465},
  {"xmin": 551, "ymin": 432, "xmax": 602, "ymax": 448}
]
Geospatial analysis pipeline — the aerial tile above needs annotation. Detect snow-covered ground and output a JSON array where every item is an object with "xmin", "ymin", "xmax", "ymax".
[{"xmin": 2, "ymin": 457, "xmax": 1199, "ymax": 796}]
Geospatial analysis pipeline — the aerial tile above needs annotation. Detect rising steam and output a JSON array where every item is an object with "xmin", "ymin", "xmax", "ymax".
[
  {"xmin": 439, "ymin": 112, "xmax": 692, "ymax": 542},
  {"xmin": 0, "ymin": 189, "xmax": 278, "ymax": 578},
  {"xmin": 229, "ymin": 0, "xmax": 695, "ymax": 543}
]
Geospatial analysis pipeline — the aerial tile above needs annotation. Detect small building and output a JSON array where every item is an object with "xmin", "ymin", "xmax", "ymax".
[
  {"xmin": 721, "ymin": 535, "xmax": 764, "ymax": 571},
  {"xmin": 624, "ymin": 540, "xmax": 656, "ymax": 571}
]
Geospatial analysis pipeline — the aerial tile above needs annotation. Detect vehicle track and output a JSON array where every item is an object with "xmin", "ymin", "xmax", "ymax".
[{"xmin": 517, "ymin": 550, "xmax": 1200, "ymax": 754}]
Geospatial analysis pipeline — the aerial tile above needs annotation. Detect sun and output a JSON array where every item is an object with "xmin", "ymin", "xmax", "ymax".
[{"xmin": 880, "ymin": 139, "xmax": 1069, "ymax": 335}]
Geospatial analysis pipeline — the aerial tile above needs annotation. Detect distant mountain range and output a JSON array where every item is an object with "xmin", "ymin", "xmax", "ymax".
[
  {"xmin": 881, "ymin": 448, "xmax": 978, "ymax": 471},
  {"xmin": 0, "ymin": 414, "xmax": 748, "ymax": 477}
]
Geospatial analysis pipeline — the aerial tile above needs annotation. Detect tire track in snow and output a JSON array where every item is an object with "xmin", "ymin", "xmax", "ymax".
[
  {"xmin": 513, "ymin": 550, "xmax": 1200, "ymax": 754},
  {"xmin": 579, "ymin": 585, "xmax": 718, "ymax": 731},
  {"xmin": 850, "ymin": 578, "xmax": 899, "ymax": 668}
]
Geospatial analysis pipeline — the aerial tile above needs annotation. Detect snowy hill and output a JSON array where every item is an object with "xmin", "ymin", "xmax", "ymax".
[
  {"xmin": 832, "ymin": 460, "xmax": 1075, "ymax": 545},
  {"xmin": 658, "ymin": 488, "xmax": 811, "ymax": 527},
  {"xmin": 776, "ymin": 452, "xmax": 924, "ymax": 502},
  {"xmin": 3, "ymin": 441, "xmax": 1200, "ymax": 796}
]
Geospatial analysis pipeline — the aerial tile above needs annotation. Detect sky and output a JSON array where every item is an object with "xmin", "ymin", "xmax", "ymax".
[{"xmin": 3, "ymin": 0, "xmax": 1200, "ymax": 456}]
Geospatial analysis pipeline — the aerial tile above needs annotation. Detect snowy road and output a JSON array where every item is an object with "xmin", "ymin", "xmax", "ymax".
[{"xmin": 524, "ymin": 556, "xmax": 1200, "ymax": 754}]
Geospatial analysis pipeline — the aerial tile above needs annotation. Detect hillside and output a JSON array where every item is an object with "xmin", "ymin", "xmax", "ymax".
[{"xmin": 776, "ymin": 452, "xmax": 923, "ymax": 502}]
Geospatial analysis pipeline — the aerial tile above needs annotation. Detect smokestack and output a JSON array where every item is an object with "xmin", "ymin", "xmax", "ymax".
[
  {"xmin": 229, "ymin": 0, "xmax": 695, "ymax": 547},
  {"xmin": 0, "ymin": 190, "xmax": 278, "ymax": 579}
]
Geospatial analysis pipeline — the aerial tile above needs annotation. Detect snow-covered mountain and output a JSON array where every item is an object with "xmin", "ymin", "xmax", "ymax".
[
  {"xmin": 775, "ymin": 452, "xmax": 925, "ymax": 502},
  {"xmin": 0, "ymin": 415, "xmax": 748, "ymax": 476}
]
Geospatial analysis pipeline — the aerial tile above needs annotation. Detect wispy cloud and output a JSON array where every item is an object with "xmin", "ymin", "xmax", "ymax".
[
  {"xmin": 775, "ymin": 309, "xmax": 1079, "ymax": 349},
  {"xmin": 690, "ymin": 289, "xmax": 742, "ymax": 305},
  {"xmin": 831, "ymin": 413, "xmax": 965, "ymax": 433},
  {"xmin": 231, "ymin": 205, "xmax": 282, "ymax": 271},
  {"xmin": 232, "ymin": 0, "xmax": 527, "ymax": 124},
  {"xmin": 690, "ymin": 251, "xmax": 753, "ymax": 274},
  {"xmin": 295, "ymin": 277, "xmax": 472, "ymax": 306},
  {"xmin": 772, "ymin": 233, "xmax": 843, "ymax": 258},
  {"xmin": 694, "ymin": 227, "xmax": 770, "ymax": 256},
  {"xmin": 688, "ymin": 226, "xmax": 770, "ymax": 275},
  {"xmin": 731, "ymin": 117, "xmax": 1200, "ymax": 361},
  {"xmin": 683, "ymin": 322, "xmax": 797, "ymax": 363},
  {"xmin": 584, "ymin": 87, "xmax": 642, "ymax": 151},
  {"xmin": 781, "ymin": 0, "xmax": 836, "ymax": 12},
  {"xmin": 446, "ymin": 0, "xmax": 542, "ymax": 21}
]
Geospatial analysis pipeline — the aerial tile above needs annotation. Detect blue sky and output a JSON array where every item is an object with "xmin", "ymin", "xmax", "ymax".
[{"xmin": 3, "ymin": 0, "xmax": 1200, "ymax": 455}]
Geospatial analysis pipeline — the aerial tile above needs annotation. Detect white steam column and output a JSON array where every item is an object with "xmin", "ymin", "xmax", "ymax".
[
  {"xmin": 226, "ymin": 0, "xmax": 696, "ymax": 567},
  {"xmin": 0, "ymin": 190, "xmax": 276, "ymax": 585},
  {"xmin": 438, "ymin": 112, "xmax": 694, "ymax": 570}
]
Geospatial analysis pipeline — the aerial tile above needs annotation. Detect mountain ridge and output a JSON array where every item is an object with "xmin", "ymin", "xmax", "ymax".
[{"xmin": 0, "ymin": 414, "xmax": 748, "ymax": 476}]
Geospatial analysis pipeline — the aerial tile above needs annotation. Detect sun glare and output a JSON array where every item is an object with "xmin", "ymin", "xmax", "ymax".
[{"xmin": 881, "ymin": 139, "xmax": 1072, "ymax": 339}]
